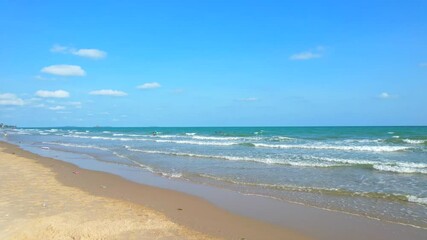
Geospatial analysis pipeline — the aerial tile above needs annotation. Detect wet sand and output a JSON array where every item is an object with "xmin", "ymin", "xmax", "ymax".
[{"xmin": 0, "ymin": 141, "xmax": 309, "ymax": 240}]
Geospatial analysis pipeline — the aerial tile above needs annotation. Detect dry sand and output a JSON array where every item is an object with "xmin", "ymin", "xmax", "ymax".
[
  {"xmin": 0, "ymin": 141, "xmax": 309, "ymax": 240},
  {"xmin": 0, "ymin": 145, "xmax": 214, "ymax": 239}
]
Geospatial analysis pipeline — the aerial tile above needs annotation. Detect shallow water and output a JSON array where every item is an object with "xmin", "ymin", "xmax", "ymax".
[{"xmin": 2, "ymin": 126, "xmax": 427, "ymax": 228}]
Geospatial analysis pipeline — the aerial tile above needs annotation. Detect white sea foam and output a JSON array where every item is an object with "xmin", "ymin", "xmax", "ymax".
[
  {"xmin": 402, "ymin": 139, "xmax": 425, "ymax": 144},
  {"xmin": 160, "ymin": 172, "xmax": 183, "ymax": 178},
  {"xmin": 373, "ymin": 165, "xmax": 427, "ymax": 174},
  {"xmin": 344, "ymin": 139, "xmax": 382, "ymax": 144},
  {"xmin": 121, "ymin": 155, "xmax": 182, "ymax": 179},
  {"xmin": 313, "ymin": 157, "xmax": 377, "ymax": 166},
  {"xmin": 125, "ymin": 146, "xmax": 427, "ymax": 173},
  {"xmin": 253, "ymin": 143, "xmax": 411, "ymax": 152},
  {"xmin": 155, "ymin": 139, "xmax": 237, "ymax": 146},
  {"xmin": 63, "ymin": 134, "xmax": 151, "ymax": 142},
  {"xmin": 185, "ymin": 132, "xmax": 196, "ymax": 136},
  {"xmin": 74, "ymin": 131, "xmax": 88, "ymax": 135},
  {"xmin": 124, "ymin": 146, "xmax": 343, "ymax": 167},
  {"xmin": 128, "ymin": 134, "xmax": 144, "ymax": 137},
  {"xmin": 192, "ymin": 135, "xmax": 242, "ymax": 141},
  {"xmin": 45, "ymin": 142, "xmax": 110, "ymax": 151},
  {"xmin": 269, "ymin": 136, "xmax": 296, "ymax": 141},
  {"xmin": 407, "ymin": 196, "xmax": 427, "ymax": 205},
  {"xmin": 154, "ymin": 134, "xmax": 183, "ymax": 139}
]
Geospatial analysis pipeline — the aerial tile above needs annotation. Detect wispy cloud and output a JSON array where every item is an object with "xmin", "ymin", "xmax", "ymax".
[
  {"xmin": 51, "ymin": 44, "xmax": 68, "ymax": 53},
  {"xmin": 238, "ymin": 97, "xmax": 258, "ymax": 102},
  {"xmin": 41, "ymin": 65, "xmax": 86, "ymax": 76},
  {"xmin": 0, "ymin": 93, "xmax": 25, "ymax": 106},
  {"xmin": 49, "ymin": 106, "xmax": 66, "ymax": 111},
  {"xmin": 290, "ymin": 46, "xmax": 324, "ymax": 61},
  {"xmin": 89, "ymin": 89, "xmax": 127, "ymax": 96},
  {"xmin": 66, "ymin": 101, "xmax": 82, "ymax": 108},
  {"xmin": 51, "ymin": 44, "xmax": 107, "ymax": 59},
  {"xmin": 36, "ymin": 90, "xmax": 70, "ymax": 98},
  {"xmin": 34, "ymin": 75, "xmax": 57, "ymax": 81},
  {"xmin": 378, "ymin": 92, "xmax": 397, "ymax": 99},
  {"xmin": 420, "ymin": 62, "xmax": 427, "ymax": 67},
  {"xmin": 137, "ymin": 82, "xmax": 161, "ymax": 89}
]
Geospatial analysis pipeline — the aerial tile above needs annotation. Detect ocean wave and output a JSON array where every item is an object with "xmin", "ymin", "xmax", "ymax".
[
  {"xmin": 268, "ymin": 136, "xmax": 297, "ymax": 141},
  {"xmin": 155, "ymin": 139, "xmax": 237, "ymax": 146},
  {"xmin": 192, "ymin": 135, "xmax": 242, "ymax": 141},
  {"xmin": 43, "ymin": 142, "xmax": 110, "ymax": 151},
  {"xmin": 198, "ymin": 174, "xmax": 427, "ymax": 205},
  {"xmin": 372, "ymin": 165, "xmax": 427, "ymax": 174},
  {"xmin": 343, "ymin": 139, "xmax": 383, "ymax": 144},
  {"xmin": 125, "ymin": 146, "xmax": 427, "ymax": 174},
  {"xmin": 63, "ymin": 134, "xmax": 151, "ymax": 142},
  {"xmin": 159, "ymin": 172, "xmax": 183, "ymax": 178},
  {"xmin": 124, "ymin": 147, "xmax": 377, "ymax": 169},
  {"xmin": 153, "ymin": 134, "xmax": 184, "ymax": 139},
  {"xmin": 407, "ymin": 196, "xmax": 427, "ymax": 205},
  {"xmin": 117, "ymin": 154, "xmax": 183, "ymax": 179},
  {"xmin": 124, "ymin": 146, "xmax": 339, "ymax": 167},
  {"xmin": 253, "ymin": 143, "xmax": 411, "ymax": 152},
  {"xmin": 385, "ymin": 138, "xmax": 426, "ymax": 145},
  {"xmin": 74, "ymin": 131, "xmax": 89, "ymax": 135},
  {"xmin": 402, "ymin": 139, "xmax": 426, "ymax": 145}
]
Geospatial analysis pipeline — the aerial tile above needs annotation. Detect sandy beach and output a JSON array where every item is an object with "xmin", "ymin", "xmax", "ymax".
[{"xmin": 0, "ymin": 141, "xmax": 309, "ymax": 240}]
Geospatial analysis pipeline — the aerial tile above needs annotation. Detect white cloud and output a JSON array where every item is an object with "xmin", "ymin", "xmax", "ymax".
[
  {"xmin": 41, "ymin": 65, "xmax": 86, "ymax": 76},
  {"xmin": 36, "ymin": 90, "xmax": 70, "ymax": 98},
  {"xmin": 238, "ymin": 97, "xmax": 258, "ymax": 102},
  {"xmin": 137, "ymin": 82, "xmax": 161, "ymax": 89},
  {"xmin": 89, "ymin": 89, "xmax": 127, "ymax": 96},
  {"xmin": 378, "ymin": 92, "xmax": 397, "ymax": 99},
  {"xmin": 290, "ymin": 46, "xmax": 325, "ymax": 60},
  {"xmin": 49, "ymin": 106, "xmax": 66, "ymax": 111},
  {"xmin": 50, "ymin": 44, "xmax": 107, "ymax": 59},
  {"xmin": 72, "ymin": 49, "xmax": 106, "ymax": 59},
  {"xmin": 0, "ymin": 93, "xmax": 25, "ymax": 106}
]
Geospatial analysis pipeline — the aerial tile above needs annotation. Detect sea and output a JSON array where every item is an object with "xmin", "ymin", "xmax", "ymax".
[{"xmin": 2, "ymin": 126, "xmax": 426, "ymax": 228}]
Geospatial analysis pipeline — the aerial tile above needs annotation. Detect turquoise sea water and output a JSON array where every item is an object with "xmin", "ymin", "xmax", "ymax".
[{"xmin": 2, "ymin": 126, "xmax": 427, "ymax": 228}]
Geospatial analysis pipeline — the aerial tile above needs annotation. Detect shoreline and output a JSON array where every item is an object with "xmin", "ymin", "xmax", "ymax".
[
  {"xmin": 0, "ymin": 141, "xmax": 309, "ymax": 239},
  {"xmin": 2, "ymin": 140, "xmax": 426, "ymax": 240}
]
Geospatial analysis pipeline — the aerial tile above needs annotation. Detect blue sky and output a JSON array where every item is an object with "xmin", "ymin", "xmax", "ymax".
[{"xmin": 1, "ymin": 0, "xmax": 426, "ymax": 127}]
